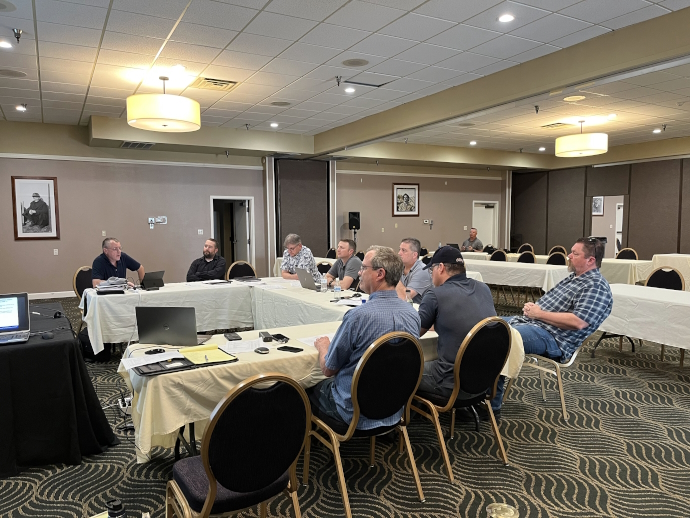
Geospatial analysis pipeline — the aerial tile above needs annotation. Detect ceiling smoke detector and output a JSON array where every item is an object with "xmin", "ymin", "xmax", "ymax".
[
  {"xmin": 270, "ymin": 101, "xmax": 291, "ymax": 107},
  {"xmin": 0, "ymin": 0, "xmax": 17, "ymax": 11},
  {"xmin": 342, "ymin": 59, "xmax": 369, "ymax": 67},
  {"xmin": 189, "ymin": 77, "xmax": 238, "ymax": 91}
]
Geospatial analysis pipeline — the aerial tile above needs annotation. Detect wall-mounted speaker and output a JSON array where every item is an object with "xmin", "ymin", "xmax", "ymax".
[{"xmin": 348, "ymin": 211, "xmax": 360, "ymax": 230}]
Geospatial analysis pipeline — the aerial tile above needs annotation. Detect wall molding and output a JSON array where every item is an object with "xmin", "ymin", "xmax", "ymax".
[
  {"xmin": 0, "ymin": 153, "xmax": 263, "ymax": 170},
  {"xmin": 336, "ymin": 169, "xmax": 503, "ymax": 180},
  {"xmin": 29, "ymin": 291, "xmax": 75, "ymax": 300}
]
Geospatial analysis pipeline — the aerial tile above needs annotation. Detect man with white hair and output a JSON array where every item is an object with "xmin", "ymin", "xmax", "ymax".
[{"xmin": 280, "ymin": 233, "xmax": 320, "ymax": 282}]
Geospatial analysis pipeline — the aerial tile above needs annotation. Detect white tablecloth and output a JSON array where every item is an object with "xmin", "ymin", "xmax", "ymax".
[
  {"xmin": 119, "ymin": 319, "xmax": 523, "ymax": 463},
  {"xmin": 464, "ymin": 259, "xmax": 569, "ymax": 292},
  {"xmin": 80, "ymin": 282, "xmax": 254, "ymax": 354},
  {"xmin": 651, "ymin": 254, "xmax": 690, "ymax": 290},
  {"xmin": 273, "ymin": 256, "xmax": 334, "ymax": 277},
  {"xmin": 599, "ymin": 284, "xmax": 690, "ymax": 348}
]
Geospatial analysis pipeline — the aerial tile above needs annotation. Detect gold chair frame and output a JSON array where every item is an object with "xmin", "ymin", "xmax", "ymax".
[
  {"xmin": 302, "ymin": 332, "xmax": 425, "ymax": 518},
  {"xmin": 166, "ymin": 373, "xmax": 310, "ymax": 518},
  {"xmin": 411, "ymin": 317, "xmax": 512, "ymax": 480},
  {"xmin": 615, "ymin": 247, "xmax": 638, "ymax": 260},
  {"xmin": 73, "ymin": 265, "xmax": 91, "ymax": 335},
  {"xmin": 517, "ymin": 243, "xmax": 534, "ymax": 254},
  {"xmin": 548, "ymin": 245, "xmax": 567, "ymax": 256},
  {"xmin": 224, "ymin": 260, "xmax": 256, "ymax": 280},
  {"xmin": 546, "ymin": 252, "xmax": 568, "ymax": 266}
]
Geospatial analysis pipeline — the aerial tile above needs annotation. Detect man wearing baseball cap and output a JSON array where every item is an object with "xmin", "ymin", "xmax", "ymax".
[{"xmin": 416, "ymin": 246, "xmax": 497, "ymax": 409}]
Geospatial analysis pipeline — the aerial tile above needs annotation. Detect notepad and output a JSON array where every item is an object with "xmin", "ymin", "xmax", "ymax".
[{"xmin": 180, "ymin": 344, "xmax": 237, "ymax": 365}]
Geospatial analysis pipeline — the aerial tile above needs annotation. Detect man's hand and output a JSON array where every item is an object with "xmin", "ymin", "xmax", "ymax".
[
  {"xmin": 523, "ymin": 302, "xmax": 540, "ymax": 319},
  {"xmin": 29, "ymin": 209, "xmax": 36, "ymax": 214},
  {"xmin": 315, "ymin": 336, "xmax": 337, "ymax": 377},
  {"xmin": 315, "ymin": 336, "xmax": 331, "ymax": 349},
  {"xmin": 522, "ymin": 302, "xmax": 588, "ymax": 330}
]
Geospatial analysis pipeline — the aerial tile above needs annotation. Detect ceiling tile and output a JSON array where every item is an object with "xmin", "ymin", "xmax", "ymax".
[
  {"xmin": 170, "ymin": 22, "xmax": 238, "ymax": 49},
  {"xmin": 435, "ymin": 51, "xmax": 500, "ymax": 72},
  {"xmin": 199, "ymin": 65, "xmax": 255, "ymax": 82},
  {"xmin": 232, "ymin": 82, "xmax": 281, "ymax": 96},
  {"xmin": 309, "ymin": 111, "xmax": 346, "ymax": 121},
  {"xmin": 0, "ymin": 66, "xmax": 37, "ymax": 80},
  {"xmin": 338, "ymin": 97, "xmax": 385, "ymax": 109},
  {"xmin": 305, "ymin": 64, "xmax": 365, "ymax": 80},
  {"xmin": 368, "ymin": 59, "xmax": 427, "ymax": 76},
  {"xmin": 361, "ymin": 0, "xmax": 427, "ymax": 9},
  {"xmin": 348, "ymin": 71, "xmax": 399, "ymax": 86},
  {"xmin": 212, "ymin": 100, "xmax": 254, "ymax": 111},
  {"xmin": 427, "ymin": 24, "xmax": 501, "ymax": 51},
  {"xmin": 278, "ymin": 43, "xmax": 342, "ymax": 64},
  {"xmin": 87, "ymin": 85, "xmax": 135, "ymax": 98},
  {"xmin": 510, "ymin": 44, "xmax": 559, "ymax": 63},
  {"xmin": 560, "ymin": 0, "xmax": 652, "ymax": 24},
  {"xmin": 349, "ymin": 34, "xmax": 417, "ymax": 58},
  {"xmin": 463, "ymin": 1, "xmax": 550, "ymax": 33},
  {"xmin": 264, "ymin": 0, "xmax": 348, "ymax": 22},
  {"xmin": 280, "ymin": 108, "xmax": 320, "ymax": 118},
  {"xmin": 158, "ymin": 41, "xmax": 220, "ymax": 64},
  {"xmin": 439, "ymin": 72, "xmax": 481, "ymax": 87},
  {"xmin": 41, "ymin": 80, "xmax": 88, "ymax": 94},
  {"xmin": 246, "ymin": 71, "xmax": 298, "ymax": 87},
  {"xmin": 284, "ymin": 76, "xmax": 334, "ymax": 92},
  {"xmin": 41, "ymin": 68, "xmax": 91, "ymax": 84},
  {"xmin": 393, "ymin": 43, "xmax": 459, "ymax": 65},
  {"xmin": 90, "ymin": 63, "xmax": 143, "ymax": 89},
  {"xmin": 473, "ymin": 59, "xmax": 518, "ymax": 75},
  {"xmin": 358, "ymin": 87, "xmax": 408, "ymax": 100},
  {"xmin": 152, "ymin": 57, "xmax": 208, "ymax": 75},
  {"xmin": 213, "ymin": 50, "xmax": 271, "ymax": 70},
  {"xmin": 107, "ymin": 10, "xmax": 177, "ymax": 39},
  {"xmin": 111, "ymin": 0, "xmax": 190, "ymax": 19},
  {"xmin": 261, "ymin": 58, "xmax": 318, "ymax": 76},
  {"xmin": 510, "ymin": 14, "xmax": 592, "ymax": 43},
  {"xmin": 183, "ymin": 88, "xmax": 229, "ymax": 103},
  {"xmin": 308, "ymin": 91, "xmax": 349, "ymax": 104},
  {"xmin": 0, "ymin": 53, "xmax": 38, "ymax": 70},
  {"xmin": 601, "ymin": 4, "xmax": 669, "ymax": 30},
  {"xmin": 378, "ymin": 13, "xmax": 456, "ymax": 41},
  {"xmin": 97, "ymin": 49, "xmax": 155, "ymax": 69},
  {"xmin": 657, "ymin": 0, "xmax": 690, "ymax": 10},
  {"xmin": 183, "ymin": 0, "xmax": 258, "ymax": 31},
  {"xmin": 38, "ymin": 41, "xmax": 98, "ymax": 62},
  {"xmin": 406, "ymin": 65, "xmax": 463, "ymax": 82},
  {"xmin": 325, "ymin": 1, "xmax": 405, "ymax": 32},
  {"xmin": 84, "ymin": 102, "xmax": 124, "ymax": 114},
  {"xmin": 244, "ymin": 11, "xmax": 319, "ymax": 40},
  {"xmin": 414, "ymin": 0, "xmax": 503, "ymax": 23},
  {"xmin": 384, "ymin": 76, "xmax": 434, "ymax": 92},
  {"xmin": 299, "ymin": 23, "xmax": 370, "ymax": 49},
  {"xmin": 470, "ymin": 34, "xmax": 542, "ymax": 59},
  {"xmin": 296, "ymin": 100, "xmax": 337, "ymax": 110},
  {"xmin": 227, "ymin": 33, "xmax": 293, "ymax": 57},
  {"xmin": 101, "ymin": 32, "xmax": 164, "ymax": 55},
  {"xmin": 37, "ymin": 22, "xmax": 102, "ymax": 47},
  {"xmin": 622, "ymin": 70, "xmax": 680, "ymax": 86},
  {"xmin": 35, "ymin": 0, "xmax": 107, "ymax": 29},
  {"xmin": 548, "ymin": 25, "xmax": 611, "ymax": 48},
  {"xmin": 326, "ymin": 51, "xmax": 386, "ymax": 69},
  {"xmin": 0, "ymin": 1, "xmax": 36, "ymax": 20}
]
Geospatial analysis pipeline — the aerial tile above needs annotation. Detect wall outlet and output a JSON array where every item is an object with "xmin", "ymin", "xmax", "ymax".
[
  {"xmin": 149, "ymin": 223, "xmax": 154, "ymax": 230},
  {"xmin": 53, "ymin": 249, "xmax": 58, "ymax": 256},
  {"xmin": 464, "ymin": 226, "xmax": 468, "ymax": 230},
  {"xmin": 101, "ymin": 230, "xmax": 106, "ymax": 236},
  {"xmin": 198, "ymin": 229, "xmax": 203, "ymax": 235},
  {"xmin": 148, "ymin": 217, "xmax": 155, "ymax": 224}
]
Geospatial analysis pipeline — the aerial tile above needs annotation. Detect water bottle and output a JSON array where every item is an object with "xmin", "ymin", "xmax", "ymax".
[
  {"xmin": 334, "ymin": 278, "xmax": 342, "ymax": 299},
  {"xmin": 405, "ymin": 289, "xmax": 413, "ymax": 305},
  {"xmin": 320, "ymin": 274, "xmax": 327, "ymax": 293}
]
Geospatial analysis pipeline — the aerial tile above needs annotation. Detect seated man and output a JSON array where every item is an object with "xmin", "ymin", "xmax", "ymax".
[
  {"xmin": 311, "ymin": 246, "xmax": 421, "ymax": 429},
  {"xmin": 417, "ymin": 246, "xmax": 496, "ymax": 399},
  {"xmin": 280, "ymin": 233, "xmax": 320, "ymax": 283},
  {"xmin": 186, "ymin": 238, "xmax": 227, "ymax": 282},
  {"xmin": 494, "ymin": 237, "xmax": 613, "ymax": 408},
  {"xmin": 92, "ymin": 237, "xmax": 144, "ymax": 287},
  {"xmin": 325, "ymin": 239, "xmax": 362, "ymax": 290},
  {"xmin": 461, "ymin": 227, "xmax": 483, "ymax": 252},
  {"xmin": 395, "ymin": 237, "xmax": 432, "ymax": 303}
]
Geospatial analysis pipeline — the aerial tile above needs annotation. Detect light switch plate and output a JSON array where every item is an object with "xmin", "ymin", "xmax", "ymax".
[
  {"xmin": 198, "ymin": 229, "xmax": 203, "ymax": 235},
  {"xmin": 53, "ymin": 249, "xmax": 58, "ymax": 255},
  {"xmin": 102, "ymin": 230, "xmax": 106, "ymax": 236},
  {"xmin": 148, "ymin": 218, "xmax": 155, "ymax": 224},
  {"xmin": 464, "ymin": 226, "xmax": 468, "ymax": 230}
]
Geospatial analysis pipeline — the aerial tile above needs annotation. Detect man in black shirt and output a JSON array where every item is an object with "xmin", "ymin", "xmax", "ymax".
[
  {"xmin": 92, "ymin": 237, "xmax": 145, "ymax": 287},
  {"xmin": 187, "ymin": 238, "xmax": 227, "ymax": 282}
]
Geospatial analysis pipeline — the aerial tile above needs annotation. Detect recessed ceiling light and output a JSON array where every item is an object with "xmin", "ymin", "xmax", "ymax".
[
  {"xmin": 653, "ymin": 128, "xmax": 661, "ymax": 133},
  {"xmin": 498, "ymin": 14, "xmax": 514, "ymax": 22},
  {"xmin": 16, "ymin": 104, "xmax": 26, "ymax": 111},
  {"xmin": 0, "ymin": 41, "xmax": 11, "ymax": 49},
  {"xmin": 563, "ymin": 95, "xmax": 586, "ymax": 102},
  {"xmin": 270, "ymin": 122, "xmax": 278, "ymax": 128},
  {"xmin": 171, "ymin": 64, "xmax": 186, "ymax": 74},
  {"xmin": 342, "ymin": 58, "xmax": 369, "ymax": 67},
  {"xmin": 608, "ymin": 113, "xmax": 617, "ymax": 120},
  {"xmin": 470, "ymin": 141, "xmax": 477, "ymax": 146},
  {"xmin": 539, "ymin": 147, "xmax": 546, "ymax": 151},
  {"xmin": 344, "ymin": 87, "xmax": 355, "ymax": 93},
  {"xmin": 270, "ymin": 101, "xmax": 291, "ymax": 107}
]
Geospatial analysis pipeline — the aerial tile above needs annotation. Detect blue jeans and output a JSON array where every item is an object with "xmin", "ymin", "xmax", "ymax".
[
  {"xmin": 310, "ymin": 378, "xmax": 346, "ymax": 423},
  {"xmin": 492, "ymin": 317, "xmax": 563, "ymax": 410}
]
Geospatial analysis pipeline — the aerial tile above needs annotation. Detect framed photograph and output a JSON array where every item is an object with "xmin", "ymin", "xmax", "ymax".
[
  {"xmin": 592, "ymin": 196, "xmax": 604, "ymax": 216},
  {"xmin": 11, "ymin": 176, "xmax": 60, "ymax": 240},
  {"xmin": 393, "ymin": 183, "xmax": 419, "ymax": 217}
]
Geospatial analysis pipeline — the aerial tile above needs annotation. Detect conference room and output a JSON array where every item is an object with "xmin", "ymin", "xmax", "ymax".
[{"xmin": 2, "ymin": 1, "xmax": 690, "ymax": 517}]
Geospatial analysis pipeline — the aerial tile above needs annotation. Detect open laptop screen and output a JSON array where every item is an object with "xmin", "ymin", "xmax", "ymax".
[{"xmin": 0, "ymin": 293, "xmax": 30, "ymax": 333}]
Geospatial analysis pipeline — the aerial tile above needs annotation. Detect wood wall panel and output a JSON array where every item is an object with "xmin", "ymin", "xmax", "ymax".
[
  {"xmin": 512, "ymin": 172, "xmax": 547, "ymax": 254},
  {"xmin": 586, "ymin": 165, "xmax": 630, "ymax": 196},
  {"xmin": 680, "ymin": 159, "xmax": 690, "ymax": 253},
  {"xmin": 547, "ymin": 168, "xmax": 586, "ymax": 251}
]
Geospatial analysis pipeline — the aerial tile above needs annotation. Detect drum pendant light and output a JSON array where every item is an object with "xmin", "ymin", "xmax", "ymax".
[
  {"xmin": 126, "ymin": 76, "xmax": 200, "ymax": 132},
  {"xmin": 555, "ymin": 120, "xmax": 608, "ymax": 157}
]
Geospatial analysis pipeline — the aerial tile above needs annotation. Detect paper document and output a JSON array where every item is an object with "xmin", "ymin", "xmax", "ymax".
[
  {"xmin": 202, "ymin": 280, "xmax": 233, "ymax": 285},
  {"xmin": 179, "ymin": 344, "xmax": 237, "ymax": 365},
  {"xmin": 336, "ymin": 298, "xmax": 362, "ymax": 306},
  {"xmin": 220, "ymin": 338, "xmax": 263, "ymax": 354},
  {"xmin": 253, "ymin": 284, "xmax": 286, "ymax": 290},
  {"xmin": 295, "ymin": 333, "xmax": 336, "ymax": 348},
  {"xmin": 121, "ymin": 351, "xmax": 184, "ymax": 371}
]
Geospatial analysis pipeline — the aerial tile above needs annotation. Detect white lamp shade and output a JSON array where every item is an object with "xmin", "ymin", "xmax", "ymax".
[
  {"xmin": 555, "ymin": 133, "xmax": 608, "ymax": 157},
  {"xmin": 126, "ymin": 94, "xmax": 200, "ymax": 132}
]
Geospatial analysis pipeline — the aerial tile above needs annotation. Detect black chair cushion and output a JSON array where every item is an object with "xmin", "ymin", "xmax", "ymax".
[
  {"xmin": 173, "ymin": 456, "xmax": 289, "ymax": 514},
  {"xmin": 228, "ymin": 263, "xmax": 255, "ymax": 279},
  {"xmin": 517, "ymin": 252, "xmax": 535, "ymax": 263},
  {"xmin": 308, "ymin": 389, "xmax": 397, "ymax": 438},
  {"xmin": 75, "ymin": 269, "xmax": 92, "ymax": 298},
  {"xmin": 416, "ymin": 388, "xmax": 486, "ymax": 409},
  {"xmin": 647, "ymin": 269, "xmax": 683, "ymax": 291},
  {"xmin": 616, "ymin": 249, "xmax": 637, "ymax": 260},
  {"xmin": 546, "ymin": 254, "xmax": 566, "ymax": 265},
  {"xmin": 490, "ymin": 251, "xmax": 506, "ymax": 261}
]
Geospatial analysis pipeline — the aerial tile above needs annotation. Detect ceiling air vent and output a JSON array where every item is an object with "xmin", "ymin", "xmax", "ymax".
[
  {"xmin": 121, "ymin": 141, "xmax": 155, "ymax": 150},
  {"xmin": 342, "ymin": 59, "xmax": 369, "ymax": 67},
  {"xmin": 270, "ymin": 101, "xmax": 291, "ymax": 107},
  {"xmin": 189, "ymin": 77, "xmax": 238, "ymax": 91},
  {"xmin": 541, "ymin": 122, "xmax": 573, "ymax": 129}
]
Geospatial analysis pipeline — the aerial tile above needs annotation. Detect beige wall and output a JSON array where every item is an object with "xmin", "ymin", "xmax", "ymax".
[
  {"xmin": 591, "ymin": 195, "xmax": 624, "ymax": 258},
  {"xmin": 335, "ymin": 169, "xmax": 505, "ymax": 254},
  {"xmin": 0, "ymin": 157, "xmax": 266, "ymax": 295}
]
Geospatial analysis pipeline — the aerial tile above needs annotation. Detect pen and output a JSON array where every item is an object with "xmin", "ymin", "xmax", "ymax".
[{"xmin": 205, "ymin": 355, "xmax": 209, "ymax": 362}]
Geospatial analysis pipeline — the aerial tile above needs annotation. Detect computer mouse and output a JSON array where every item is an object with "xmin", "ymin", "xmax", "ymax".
[
  {"xmin": 254, "ymin": 346, "xmax": 270, "ymax": 354},
  {"xmin": 145, "ymin": 348, "xmax": 165, "ymax": 355},
  {"xmin": 42, "ymin": 332, "xmax": 54, "ymax": 340}
]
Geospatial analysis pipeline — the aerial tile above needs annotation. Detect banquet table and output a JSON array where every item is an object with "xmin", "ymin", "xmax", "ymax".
[
  {"xmin": 273, "ymin": 256, "xmax": 335, "ymax": 277},
  {"xmin": 80, "ymin": 282, "xmax": 254, "ymax": 354},
  {"xmin": 464, "ymin": 259, "xmax": 569, "ymax": 292},
  {"xmin": 119, "ymin": 319, "xmax": 523, "ymax": 463},
  {"xmin": 651, "ymin": 254, "xmax": 690, "ymax": 290}
]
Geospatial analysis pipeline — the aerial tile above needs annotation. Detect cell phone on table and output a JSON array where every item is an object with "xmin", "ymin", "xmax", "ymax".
[
  {"xmin": 277, "ymin": 345, "xmax": 302, "ymax": 353},
  {"xmin": 224, "ymin": 332, "xmax": 242, "ymax": 341},
  {"xmin": 272, "ymin": 333, "xmax": 289, "ymax": 343}
]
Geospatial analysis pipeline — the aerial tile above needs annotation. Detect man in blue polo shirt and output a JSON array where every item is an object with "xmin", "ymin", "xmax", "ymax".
[{"xmin": 92, "ymin": 237, "xmax": 145, "ymax": 287}]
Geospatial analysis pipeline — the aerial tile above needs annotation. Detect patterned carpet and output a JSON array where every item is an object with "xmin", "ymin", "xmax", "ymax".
[{"xmin": 2, "ymin": 296, "xmax": 690, "ymax": 517}]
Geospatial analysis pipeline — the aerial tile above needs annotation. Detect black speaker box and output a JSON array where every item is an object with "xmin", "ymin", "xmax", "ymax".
[{"xmin": 348, "ymin": 212, "xmax": 360, "ymax": 230}]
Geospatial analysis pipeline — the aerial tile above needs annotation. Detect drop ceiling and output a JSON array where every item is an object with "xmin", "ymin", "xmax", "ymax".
[{"xmin": 0, "ymin": 0, "xmax": 688, "ymax": 138}]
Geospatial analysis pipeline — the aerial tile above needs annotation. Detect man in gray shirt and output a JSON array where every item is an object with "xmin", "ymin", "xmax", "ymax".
[
  {"xmin": 396, "ymin": 237, "xmax": 432, "ymax": 303},
  {"xmin": 417, "ymin": 246, "xmax": 496, "ymax": 398},
  {"xmin": 326, "ymin": 239, "xmax": 362, "ymax": 290},
  {"xmin": 461, "ymin": 228, "xmax": 484, "ymax": 252}
]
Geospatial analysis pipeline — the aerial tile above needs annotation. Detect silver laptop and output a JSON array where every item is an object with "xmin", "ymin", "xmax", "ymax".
[
  {"xmin": 136, "ymin": 306, "xmax": 198, "ymax": 346},
  {"xmin": 0, "ymin": 293, "xmax": 30, "ymax": 345},
  {"xmin": 296, "ymin": 268, "xmax": 319, "ymax": 291}
]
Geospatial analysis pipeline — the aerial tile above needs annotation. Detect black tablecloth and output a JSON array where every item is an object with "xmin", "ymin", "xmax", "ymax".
[{"xmin": 0, "ymin": 302, "xmax": 118, "ymax": 478}]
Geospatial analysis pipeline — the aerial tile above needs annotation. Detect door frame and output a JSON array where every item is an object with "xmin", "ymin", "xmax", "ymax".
[
  {"xmin": 471, "ymin": 200, "xmax": 500, "ymax": 247},
  {"xmin": 210, "ymin": 196, "xmax": 256, "ymax": 267}
]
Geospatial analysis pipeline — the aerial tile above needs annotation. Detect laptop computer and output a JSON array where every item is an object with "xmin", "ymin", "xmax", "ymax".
[
  {"xmin": 0, "ymin": 292, "xmax": 30, "ymax": 345},
  {"xmin": 296, "ymin": 268, "xmax": 319, "ymax": 291},
  {"xmin": 135, "ymin": 306, "xmax": 197, "ymax": 346},
  {"xmin": 141, "ymin": 271, "xmax": 165, "ymax": 290}
]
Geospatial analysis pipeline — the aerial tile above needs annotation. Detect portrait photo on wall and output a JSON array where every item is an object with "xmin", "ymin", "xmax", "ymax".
[
  {"xmin": 393, "ymin": 183, "xmax": 419, "ymax": 217},
  {"xmin": 11, "ymin": 176, "xmax": 60, "ymax": 240},
  {"xmin": 592, "ymin": 196, "xmax": 604, "ymax": 216}
]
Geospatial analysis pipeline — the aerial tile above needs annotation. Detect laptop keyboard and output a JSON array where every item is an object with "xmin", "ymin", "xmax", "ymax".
[{"xmin": 0, "ymin": 332, "xmax": 30, "ymax": 344}]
